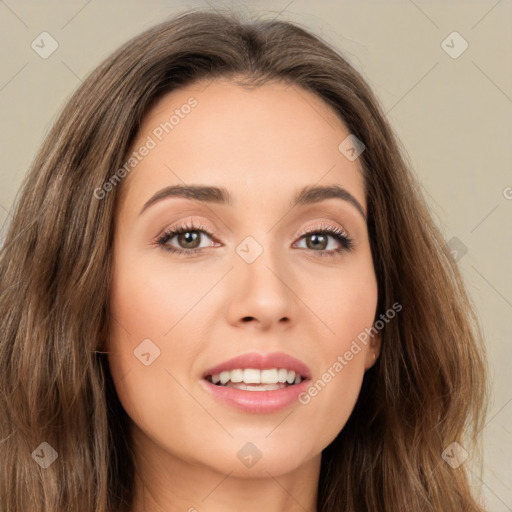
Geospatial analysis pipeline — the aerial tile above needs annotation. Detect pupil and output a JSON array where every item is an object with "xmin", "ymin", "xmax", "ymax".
[
  {"xmin": 308, "ymin": 234, "xmax": 326, "ymax": 250},
  {"xmin": 179, "ymin": 231, "xmax": 199, "ymax": 248}
]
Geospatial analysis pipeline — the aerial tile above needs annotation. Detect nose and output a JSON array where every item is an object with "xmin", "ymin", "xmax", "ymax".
[{"xmin": 224, "ymin": 239, "xmax": 298, "ymax": 331}]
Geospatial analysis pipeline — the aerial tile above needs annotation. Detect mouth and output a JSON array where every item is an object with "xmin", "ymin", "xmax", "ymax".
[{"xmin": 201, "ymin": 352, "xmax": 311, "ymax": 413}]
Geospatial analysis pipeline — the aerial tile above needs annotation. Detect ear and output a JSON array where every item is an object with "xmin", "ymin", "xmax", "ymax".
[{"xmin": 364, "ymin": 331, "xmax": 382, "ymax": 370}]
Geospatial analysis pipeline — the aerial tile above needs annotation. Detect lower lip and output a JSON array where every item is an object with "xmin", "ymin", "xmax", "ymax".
[{"xmin": 201, "ymin": 378, "xmax": 310, "ymax": 414}]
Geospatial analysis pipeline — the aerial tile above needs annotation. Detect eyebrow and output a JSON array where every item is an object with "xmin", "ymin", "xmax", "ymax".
[{"xmin": 139, "ymin": 184, "xmax": 366, "ymax": 219}]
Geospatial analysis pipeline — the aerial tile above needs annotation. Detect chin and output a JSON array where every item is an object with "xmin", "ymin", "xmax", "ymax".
[{"xmin": 192, "ymin": 437, "xmax": 318, "ymax": 478}]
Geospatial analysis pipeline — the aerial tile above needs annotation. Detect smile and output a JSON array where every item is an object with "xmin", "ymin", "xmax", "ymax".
[{"xmin": 201, "ymin": 352, "xmax": 312, "ymax": 413}]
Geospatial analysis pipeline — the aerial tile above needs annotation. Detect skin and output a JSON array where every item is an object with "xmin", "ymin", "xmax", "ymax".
[{"xmin": 107, "ymin": 78, "xmax": 381, "ymax": 512}]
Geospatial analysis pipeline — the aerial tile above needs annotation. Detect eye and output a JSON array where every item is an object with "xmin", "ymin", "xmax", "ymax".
[
  {"xmin": 155, "ymin": 220, "xmax": 218, "ymax": 256},
  {"xmin": 154, "ymin": 220, "xmax": 354, "ymax": 258},
  {"xmin": 294, "ymin": 223, "xmax": 353, "ymax": 257}
]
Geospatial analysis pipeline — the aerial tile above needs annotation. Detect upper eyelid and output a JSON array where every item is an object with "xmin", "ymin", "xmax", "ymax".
[
  {"xmin": 159, "ymin": 221, "xmax": 348, "ymax": 235},
  {"xmin": 297, "ymin": 223, "xmax": 349, "ymax": 237}
]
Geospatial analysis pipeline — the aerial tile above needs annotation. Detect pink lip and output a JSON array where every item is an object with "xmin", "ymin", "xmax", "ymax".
[
  {"xmin": 200, "ymin": 378, "xmax": 310, "ymax": 414},
  {"xmin": 200, "ymin": 351, "xmax": 312, "ymax": 414},
  {"xmin": 202, "ymin": 351, "xmax": 312, "ymax": 380}
]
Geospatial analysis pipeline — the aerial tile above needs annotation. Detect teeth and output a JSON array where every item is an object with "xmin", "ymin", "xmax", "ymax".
[
  {"xmin": 226, "ymin": 382, "xmax": 287, "ymax": 391},
  {"xmin": 230, "ymin": 369, "xmax": 244, "ymax": 383},
  {"xmin": 261, "ymin": 369, "xmax": 278, "ymax": 383},
  {"xmin": 244, "ymin": 368, "xmax": 260, "ymax": 384},
  {"xmin": 207, "ymin": 368, "xmax": 304, "ymax": 387},
  {"xmin": 277, "ymin": 368, "xmax": 288, "ymax": 383}
]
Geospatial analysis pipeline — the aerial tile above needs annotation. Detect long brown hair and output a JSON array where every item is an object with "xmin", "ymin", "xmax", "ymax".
[{"xmin": 0, "ymin": 9, "xmax": 488, "ymax": 512}]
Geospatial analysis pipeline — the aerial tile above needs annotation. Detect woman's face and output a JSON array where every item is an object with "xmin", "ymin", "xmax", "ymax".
[{"xmin": 108, "ymin": 78, "xmax": 379, "ymax": 479}]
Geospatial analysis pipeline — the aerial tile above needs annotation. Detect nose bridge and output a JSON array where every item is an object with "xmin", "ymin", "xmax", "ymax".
[
  {"xmin": 227, "ymin": 230, "xmax": 297, "ymax": 326},
  {"xmin": 235, "ymin": 231, "xmax": 287, "ymax": 290}
]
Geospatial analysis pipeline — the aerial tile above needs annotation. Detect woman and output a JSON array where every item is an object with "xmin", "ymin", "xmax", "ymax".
[{"xmin": 0, "ymin": 9, "xmax": 488, "ymax": 512}]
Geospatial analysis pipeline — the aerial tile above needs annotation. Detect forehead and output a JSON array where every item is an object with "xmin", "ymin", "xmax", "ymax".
[{"xmin": 119, "ymin": 78, "xmax": 365, "ymax": 212}]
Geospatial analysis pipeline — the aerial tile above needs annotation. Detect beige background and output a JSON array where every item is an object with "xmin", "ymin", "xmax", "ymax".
[{"xmin": 1, "ymin": 0, "xmax": 511, "ymax": 509}]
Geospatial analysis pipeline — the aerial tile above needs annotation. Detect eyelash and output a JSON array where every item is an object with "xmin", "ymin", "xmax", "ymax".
[{"xmin": 155, "ymin": 221, "xmax": 354, "ymax": 258}]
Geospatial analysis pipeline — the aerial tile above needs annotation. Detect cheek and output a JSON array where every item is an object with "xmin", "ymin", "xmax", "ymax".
[
  {"xmin": 107, "ymin": 251, "xmax": 219, "ymax": 440},
  {"xmin": 303, "ymin": 252, "xmax": 378, "ymax": 343},
  {"xmin": 295, "ymin": 255, "xmax": 377, "ymax": 444},
  {"xmin": 107, "ymin": 260, "xmax": 173, "ymax": 417},
  {"xmin": 108, "ymin": 254, "xmax": 205, "ymax": 344},
  {"xmin": 107, "ymin": 268, "xmax": 207, "ymax": 460},
  {"xmin": 107, "ymin": 259, "xmax": 220, "ymax": 401},
  {"xmin": 109, "ymin": 260, "xmax": 169, "ymax": 340}
]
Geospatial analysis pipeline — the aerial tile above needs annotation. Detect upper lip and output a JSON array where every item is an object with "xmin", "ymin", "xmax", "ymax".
[{"xmin": 202, "ymin": 351, "xmax": 312, "ymax": 380}]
